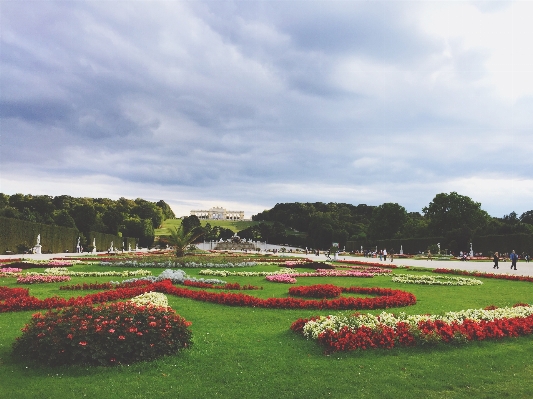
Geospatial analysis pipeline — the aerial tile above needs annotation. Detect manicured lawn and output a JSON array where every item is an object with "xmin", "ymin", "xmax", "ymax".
[
  {"xmin": 155, "ymin": 219, "xmax": 259, "ymax": 236},
  {"xmin": 1, "ymin": 259, "xmax": 533, "ymax": 398}
]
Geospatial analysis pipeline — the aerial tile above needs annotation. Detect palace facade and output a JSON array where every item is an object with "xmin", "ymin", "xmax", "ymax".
[{"xmin": 190, "ymin": 207, "xmax": 244, "ymax": 221}]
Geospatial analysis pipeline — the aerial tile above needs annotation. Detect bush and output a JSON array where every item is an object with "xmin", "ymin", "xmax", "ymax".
[{"xmin": 12, "ymin": 301, "xmax": 192, "ymax": 366}]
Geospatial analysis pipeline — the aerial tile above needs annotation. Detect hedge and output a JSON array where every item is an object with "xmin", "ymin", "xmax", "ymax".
[{"xmin": 0, "ymin": 217, "xmax": 137, "ymax": 254}]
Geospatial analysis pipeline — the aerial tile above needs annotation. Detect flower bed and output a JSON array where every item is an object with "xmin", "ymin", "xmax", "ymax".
[
  {"xmin": 336, "ymin": 259, "xmax": 399, "ymax": 269},
  {"xmin": 12, "ymin": 301, "xmax": 192, "ymax": 366},
  {"xmin": 129, "ymin": 292, "xmax": 169, "ymax": 308},
  {"xmin": 291, "ymin": 304, "xmax": 533, "ymax": 353},
  {"xmin": 392, "ymin": 274, "xmax": 483, "ymax": 286},
  {"xmin": 1, "ymin": 267, "xmax": 23, "ymax": 273},
  {"xmin": 26, "ymin": 268, "xmax": 152, "ymax": 278},
  {"xmin": 337, "ymin": 265, "xmax": 393, "ymax": 275},
  {"xmin": 1, "ymin": 281, "xmax": 417, "ymax": 312},
  {"xmin": 265, "ymin": 274, "xmax": 297, "ymax": 284},
  {"xmin": 289, "ymin": 284, "xmax": 342, "ymax": 298},
  {"xmin": 433, "ymin": 268, "xmax": 533, "ymax": 283},
  {"xmin": 199, "ymin": 269, "xmax": 277, "ymax": 277},
  {"xmin": 17, "ymin": 275, "xmax": 71, "ymax": 284}
]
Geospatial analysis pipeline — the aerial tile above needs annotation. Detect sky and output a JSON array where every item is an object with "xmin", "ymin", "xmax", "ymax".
[{"xmin": 1, "ymin": 1, "xmax": 532, "ymax": 219}]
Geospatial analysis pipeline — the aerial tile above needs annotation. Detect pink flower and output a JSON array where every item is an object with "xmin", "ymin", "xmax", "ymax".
[
  {"xmin": 67, "ymin": 334, "xmax": 73, "ymax": 339},
  {"xmin": 109, "ymin": 328, "xmax": 115, "ymax": 333},
  {"xmin": 79, "ymin": 341, "xmax": 87, "ymax": 346},
  {"xmin": 118, "ymin": 335, "xmax": 125, "ymax": 340}
]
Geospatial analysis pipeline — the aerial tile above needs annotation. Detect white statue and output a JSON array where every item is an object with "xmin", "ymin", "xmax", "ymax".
[
  {"xmin": 34, "ymin": 234, "xmax": 42, "ymax": 254},
  {"xmin": 128, "ymin": 243, "xmax": 132, "ymax": 252}
]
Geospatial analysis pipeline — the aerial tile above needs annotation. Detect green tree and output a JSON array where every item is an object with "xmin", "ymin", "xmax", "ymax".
[
  {"xmin": 367, "ymin": 203, "xmax": 407, "ymax": 241},
  {"xmin": 422, "ymin": 192, "xmax": 490, "ymax": 237},
  {"xmin": 181, "ymin": 215, "xmax": 201, "ymax": 234},
  {"xmin": 53, "ymin": 210, "xmax": 77, "ymax": 228},
  {"xmin": 168, "ymin": 226, "xmax": 204, "ymax": 257}
]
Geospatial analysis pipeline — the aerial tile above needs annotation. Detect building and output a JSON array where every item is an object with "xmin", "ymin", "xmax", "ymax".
[{"xmin": 190, "ymin": 207, "xmax": 244, "ymax": 221}]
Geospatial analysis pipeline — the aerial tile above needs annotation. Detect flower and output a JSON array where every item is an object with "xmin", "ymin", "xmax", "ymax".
[{"xmin": 79, "ymin": 341, "xmax": 87, "ymax": 346}]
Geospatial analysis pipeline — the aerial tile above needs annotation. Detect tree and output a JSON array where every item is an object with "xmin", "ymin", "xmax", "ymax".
[
  {"xmin": 422, "ymin": 192, "xmax": 490, "ymax": 237},
  {"xmin": 53, "ymin": 210, "xmax": 77, "ymax": 228},
  {"xmin": 367, "ymin": 203, "xmax": 407, "ymax": 241},
  {"xmin": 156, "ymin": 200, "xmax": 176, "ymax": 220},
  {"xmin": 181, "ymin": 215, "xmax": 201, "ymax": 234},
  {"xmin": 168, "ymin": 226, "xmax": 204, "ymax": 257},
  {"xmin": 520, "ymin": 210, "xmax": 533, "ymax": 225}
]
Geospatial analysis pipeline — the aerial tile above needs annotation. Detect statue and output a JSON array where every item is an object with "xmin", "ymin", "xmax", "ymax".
[
  {"xmin": 92, "ymin": 238, "xmax": 97, "ymax": 253},
  {"xmin": 77, "ymin": 237, "xmax": 81, "ymax": 253},
  {"xmin": 34, "ymin": 234, "xmax": 42, "ymax": 254}
]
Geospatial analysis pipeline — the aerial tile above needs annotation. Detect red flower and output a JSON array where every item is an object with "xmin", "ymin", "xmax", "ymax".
[{"xmin": 79, "ymin": 341, "xmax": 87, "ymax": 346}]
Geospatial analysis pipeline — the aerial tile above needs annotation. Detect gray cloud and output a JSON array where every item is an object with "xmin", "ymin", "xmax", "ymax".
[{"xmin": 1, "ymin": 1, "xmax": 532, "ymax": 218}]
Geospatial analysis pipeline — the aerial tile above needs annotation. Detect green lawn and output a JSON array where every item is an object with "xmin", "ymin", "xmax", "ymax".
[
  {"xmin": 155, "ymin": 219, "xmax": 260, "ymax": 236},
  {"xmin": 1, "ymin": 260, "xmax": 533, "ymax": 398}
]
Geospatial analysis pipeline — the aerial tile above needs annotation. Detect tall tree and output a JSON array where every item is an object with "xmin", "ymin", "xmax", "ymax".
[
  {"xmin": 422, "ymin": 192, "xmax": 490, "ymax": 237},
  {"xmin": 367, "ymin": 203, "xmax": 408, "ymax": 241}
]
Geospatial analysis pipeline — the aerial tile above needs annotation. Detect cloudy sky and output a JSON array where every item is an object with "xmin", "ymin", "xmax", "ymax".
[{"xmin": 1, "ymin": 1, "xmax": 532, "ymax": 218}]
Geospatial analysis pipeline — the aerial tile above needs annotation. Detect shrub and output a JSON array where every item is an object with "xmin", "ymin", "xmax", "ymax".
[{"xmin": 12, "ymin": 301, "xmax": 192, "ymax": 366}]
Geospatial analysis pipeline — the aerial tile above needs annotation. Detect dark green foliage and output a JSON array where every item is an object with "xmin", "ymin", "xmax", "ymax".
[
  {"xmin": 367, "ymin": 203, "xmax": 408, "ymax": 241},
  {"xmin": 0, "ymin": 193, "xmax": 173, "ymax": 243},
  {"xmin": 422, "ymin": 192, "xmax": 491, "ymax": 237},
  {"xmin": 181, "ymin": 215, "xmax": 201, "ymax": 234},
  {"xmin": 156, "ymin": 200, "xmax": 176, "ymax": 219},
  {"xmin": 0, "ymin": 217, "xmax": 136, "ymax": 254}
]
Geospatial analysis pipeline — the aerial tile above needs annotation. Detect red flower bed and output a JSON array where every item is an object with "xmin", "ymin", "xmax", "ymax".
[
  {"xmin": 289, "ymin": 284, "xmax": 342, "ymax": 298},
  {"xmin": 13, "ymin": 301, "xmax": 192, "ymax": 366},
  {"xmin": 1, "ymin": 281, "xmax": 416, "ymax": 312},
  {"xmin": 291, "ymin": 311, "xmax": 533, "ymax": 353},
  {"xmin": 433, "ymin": 268, "xmax": 533, "ymax": 283}
]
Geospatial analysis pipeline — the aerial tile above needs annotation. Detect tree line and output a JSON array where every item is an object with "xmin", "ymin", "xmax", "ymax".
[
  {"xmin": 248, "ymin": 192, "xmax": 533, "ymax": 252},
  {"xmin": 0, "ymin": 193, "xmax": 175, "ymax": 247}
]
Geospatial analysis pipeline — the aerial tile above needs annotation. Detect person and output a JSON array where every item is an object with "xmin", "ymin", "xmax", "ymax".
[
  {"xmin": 390, "ymin": 248, "xmax": 394, "ymax": 262},
  {"xmin": 493, "ymin": 252, "xmax": 499, "ymax": 269},
  {"xmin": 325, "ymin": 250, "xmax": 331, "ymax": 260},
  {"xmin": 383, "ymin": 248, "xmax": 387, "ymax": 262},
  {"xmin": 427, "ymin": 250, "xmax": 432, "ymax": 261},
  {"xmin": 510, "ymin": 250, "xmax": 518, "ymax": 270},
  {"xmin": 379, "ymin": 250, "xmax": 382, "ymax": 261},
  {"xmin": 525, "ymin": 253, "xmax": 530, "ymax": 263}
]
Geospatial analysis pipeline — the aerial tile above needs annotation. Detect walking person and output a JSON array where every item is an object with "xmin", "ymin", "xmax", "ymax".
[
  {"xmin": 493, "ymin": 252, "xmax": 499, "ymax": 269},
  {"xmin": 510, "ymin": 250, "xmax": 518, "ymax": 270},
  {"xmin": 427, "ymin": 250, "xmax": 432, "ymax": 261},
  {"xmin": 383, "ymin": 248, "xmax": 387, "ymax": 262}
]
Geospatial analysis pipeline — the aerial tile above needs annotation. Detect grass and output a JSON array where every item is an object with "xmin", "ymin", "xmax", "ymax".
[
  {"xmin": 155, "ymin": 219, "xmax": 259, "ymax": 236},
  {"xmin": 1, "ymin": 259, "xmax": 533, "ymax": 398}
]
